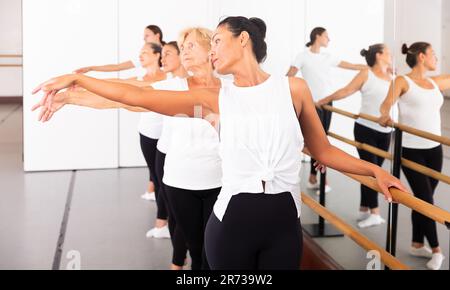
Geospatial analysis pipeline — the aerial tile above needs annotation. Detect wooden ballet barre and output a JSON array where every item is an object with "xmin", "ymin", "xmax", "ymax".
[
  {"xmin": 328, "ymin": 132, "xmax": 450, "ymax": 186},
  {"xmin": 302, "ymin": 151, "xmax": 450, "ymax": 227},
  {"xmin": 0, "ymin": 64, "xmax": 22, "ymax": 67},
  {"xmin": 322, "ymin": 105, "xmax": 450, "ymax": 147},
  {"xmin": 343, "ymin": 172, "xmax": 450, "ymax": 227},
  {"xmin": 301, "ymin": 192, "xmax": 409, "ymax": 270},
  {"xmin": 0, "ymin": 54, "xmax": 22, "ymax": 58}
]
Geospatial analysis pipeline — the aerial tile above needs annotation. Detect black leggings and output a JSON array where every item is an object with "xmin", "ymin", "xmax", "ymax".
[
  {"xmin": 353, "ymin": 123, "xmax": 391, "ymax": 209},
  {"xmin": 311, "ymin": 102, "xmax": 333, "ymax": 175},
  {"xmin": 139, "ymin": 134, "xmax": 159, "ymax": 186},
  {"xmin": 402, "ymin": 145, "xmax": 443, "ymax": 249},
  {"xmin": 155, "ymin": 150, "xmax": 188, "ymax": 266},
  {"xmin": 205, "ymin": 192, "xmax": 303, "ymax": 270},
  {"xmin": 165, "ymin": 185, "xmax": 221, "ymax": 270}
]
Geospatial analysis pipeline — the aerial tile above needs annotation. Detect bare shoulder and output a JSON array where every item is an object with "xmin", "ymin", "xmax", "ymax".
[
  {"xmin": 288, "ymin": 77, "xmax": 308, "ymax": 97},
  {"xmin": 288, "ymin": 77, "xmax": 311, "ymax": 116}
]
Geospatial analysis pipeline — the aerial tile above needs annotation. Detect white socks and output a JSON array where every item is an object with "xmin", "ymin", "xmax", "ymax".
[
  {"xmin": 357, "ymin": 214, "xmax": 385, "ymax": 228},
  {"xmin": 146, "ymin": 225, "xmax": 171, "ymax": 239},
  {"xmin": 409, "ymin": 247, "xmax": 445, "ymax": 270},
  {"xmin": 141, "ymin": 191, "xmax": 156, "ymax": 201}
]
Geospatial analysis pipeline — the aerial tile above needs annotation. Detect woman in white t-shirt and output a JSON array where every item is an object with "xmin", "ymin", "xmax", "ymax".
[
  {"xmin": 379, "ymin": 42, "xmax": 450, "ymax": 270},
  {"xmin": 317, "ymin": 44, "xmax": 397, "ymax": 229},
  {"xmin": 34, "ymin": 17, "xmax": 406, "ymax": 270},
  {"xmin": 74, "ymin": 25, "xmax": 165, "ymax": 74},
  {"xmin": 287, "ymin": 27, "xmax": 368, "ymax": 192}
]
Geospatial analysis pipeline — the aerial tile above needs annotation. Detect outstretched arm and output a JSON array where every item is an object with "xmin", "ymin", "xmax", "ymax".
[
  {"xmin": 33, "ymin": 74, "xmax": 219, "ymax": 118},
  {"xmin": 289, "ymin": 77, "xmax": 408, "ymax": 201},
  {"xmin": 317, "ymin": 69, "xmax": 368, "ymax": 107},
  {"xmin": 338, "ymin": 61, "xmax": 368, "ymax": 71},
  {"xmin": 432, "ymin": 74, "xmax": 450, "ymax": 91},
  {"xmin": 74, "ymin": 61, "xmax": 135, "ymax": 74},
  {"xmin": 31, "ymin": 90, "xmax": 149, "ymax": 122}
]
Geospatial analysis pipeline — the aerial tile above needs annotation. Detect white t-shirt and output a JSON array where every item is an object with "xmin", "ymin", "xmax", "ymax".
[
  {"xmin": 138, "ymin": 78, "xmax": 169, "ymax": 139},
  {"xmin": 291, "ymin": 49, "xmax": 341, "ymax": 101},
  {"xmin": 157, "ymin": 78, "xmax": 222, "ymax": 190}
]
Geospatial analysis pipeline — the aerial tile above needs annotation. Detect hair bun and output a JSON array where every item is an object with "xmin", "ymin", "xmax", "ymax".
[
  {"xmin": 360, "ymin": 49, "xmax": 368, "ymax": 57},
  {"xmin": 401, "ymin": 43, "xmax": 409, "ymax": 55},
  {"xmin": 249, "ymin": 17, "xmax": 266, "ymax": 39}
]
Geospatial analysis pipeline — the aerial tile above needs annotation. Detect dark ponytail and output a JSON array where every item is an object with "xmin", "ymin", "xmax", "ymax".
[
  {"xmin": 360, "ymin": 44, "xmax": 385, "ymax": 67},
  {"xmin": 147, "ymin": 42, "xmax": 162, "ymax": 67},
  {"xmin": 146, "ymin": 25, "xmax": 165, "ymax": 45},
  {"xmin": 402, "ymin": 42, "xmax": 431, "ymax": 68},
  {"xmin": 218, "ymin": 16, "xmax": 267, "ymax": 63},
  {"xmin": 306, "ymin": 27, "xmax": 326, "ymax": 47}
]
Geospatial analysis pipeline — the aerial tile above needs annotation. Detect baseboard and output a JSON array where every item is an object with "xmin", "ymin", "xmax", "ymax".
[{"xmin": 0, "ymin": 97, "xmax": 22, "ymax": 104}]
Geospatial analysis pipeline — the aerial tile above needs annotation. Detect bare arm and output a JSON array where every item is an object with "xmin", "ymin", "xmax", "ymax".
[
  {"xmin": 33, "ymin": 74, "xmax": 219, "ymax": 118},
  {"xmin": 432, "ymin": 75, "xmax": 450, "ymax": 91},
  {"xmin": 379, "ymin": 76, "xmax": 408, "ymax": 127},
  {"xmin": 74, "ymin": 61, "xmax": 135, "ymax": 74},
  {"xmin": 65, "ymin": 90, "xmax": 148, "ymax": 112},
  {"xmin": 104, "ymin": 78, "xmax": 155, "ymax": 88},
  {"xmin": 317, "ymin": 69, "xmax": 368, "ymax": 106},
  {"xmin": 289, "ymin": 77, "xmax": 407, "ymax": 201},
  {"xmin": 338, "ymin": 61, "xmax": 368, "ymax": 71},
  {"xmin": 286, "ymin": 66, "xmax": 299, "ymax": 77}
]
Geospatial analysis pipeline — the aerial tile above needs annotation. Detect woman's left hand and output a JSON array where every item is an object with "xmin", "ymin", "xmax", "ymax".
[{"xmin": 313, "ymin": 161, "xmax": 327, "ymax": 174}]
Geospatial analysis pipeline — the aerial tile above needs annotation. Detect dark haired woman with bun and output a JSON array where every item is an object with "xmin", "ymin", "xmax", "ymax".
[
  {"xmin": 286, "ymin": 27, "xmax": 368, "ymax": 193},
  {"xmin": 33, "ymin": 16, "xmax": 406, "ymax": 270},
  {"xmin": 317, "ymin": 44, "xmax": 396, "ymax": 229},
  {"xmin": 379, "ymin": 42, "xmax": 450, "ymax": 270}
]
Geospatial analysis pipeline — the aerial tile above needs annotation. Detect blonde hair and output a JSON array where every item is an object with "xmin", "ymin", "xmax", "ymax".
[{"xmin": 178, "ymin": 27, "xmax": 212, "ymax": 51}]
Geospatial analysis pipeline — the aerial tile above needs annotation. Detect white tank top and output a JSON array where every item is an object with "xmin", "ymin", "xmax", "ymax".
[
  {"xmin": 162, "ymin": 79, "xmax": 223, "ymax": 190},
  {"xmin": 398, "ymin": 75, "xmax": 443, "ymax": 149},
  {"xmin": 137, "ymin": 73, "xmax": 172, "ymax": 140},
  {"xmin": 213, "ymin": 75, "xmax": 304, "ymax": 222},
  {"xmin": 356, "ymin": 70, "xmax": 398, "ymax": 133}
]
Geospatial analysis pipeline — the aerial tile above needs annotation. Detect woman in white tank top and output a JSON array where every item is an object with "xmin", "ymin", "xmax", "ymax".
[
  {"xmin": 317, "ymin": 44, "xmax": 397, "ymax": 229},
  {"xmin": 34, "ymin": 17, "xmax": 407, "ymax": 270},
  {"xmin": 379, "ymin": 42, "xmax": 450, "ymax": 270},
  {"xmin": 286, "ymin": 27, "xmax": 368, "ymax": 191}
]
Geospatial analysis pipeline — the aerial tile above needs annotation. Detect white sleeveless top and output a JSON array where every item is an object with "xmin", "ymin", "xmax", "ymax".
[
  {"xmin": 398, "ymin": 76, "xmax": 443, "ymax": 149},
  {"xmin": 356, "ymin": 70, "xmax": 398, "ymax": 133},
  {"xmin": 214, "ymin": 75, "xmax": 304, "ymax": 222},
  {"xmin": 162, "ymin": 79, "xmax": 223, "ymax": 190},
  {"xmin": 137, "ymin": 73, "xmax": 172, "ymax": 140}
]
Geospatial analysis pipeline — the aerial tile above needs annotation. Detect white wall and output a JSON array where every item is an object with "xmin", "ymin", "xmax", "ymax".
[
  {"xmin": 23, "ymin": 0, "xmax": 119, "ymax": 171},
  {"xmin": 0, "ymin": 0, "xmax": 22, "ymax": 97},
  {"xmin": 393, "ymin": 0, "xmax": 443, "ymax": 75}
]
